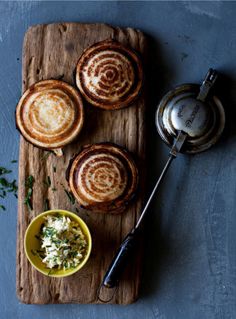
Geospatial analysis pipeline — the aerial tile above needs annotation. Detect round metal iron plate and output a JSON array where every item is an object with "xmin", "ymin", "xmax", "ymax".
[{"xmin": 155, "ymin": 84, "xmax": 225, "ymax": 154}]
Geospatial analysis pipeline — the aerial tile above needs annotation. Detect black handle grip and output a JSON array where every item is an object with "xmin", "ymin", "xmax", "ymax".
[{"xmin": 102, "ymin": 228, "xmax": 139, "ymax": 288}]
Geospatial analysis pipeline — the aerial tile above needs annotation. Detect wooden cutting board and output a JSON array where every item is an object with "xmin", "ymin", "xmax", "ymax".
[{"xmin": 16, "ymin": 22, "xmax": 147, "ymax": 304}]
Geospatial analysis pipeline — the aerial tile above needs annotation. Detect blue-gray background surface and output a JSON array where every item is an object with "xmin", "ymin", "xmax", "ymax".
[{"xmin": 1, "ymin": 1, "xmax": 236, "ymax": 318}]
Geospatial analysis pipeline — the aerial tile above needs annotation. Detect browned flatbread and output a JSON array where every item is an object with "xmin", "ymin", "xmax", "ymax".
[
  {"xmin": 76, "ymin": 40, "xmax": 143, "ymax": 110},
  {"xmin": 68, "ymin": 142, "xmax": 139, "ymax": 213},
  {"xmin": 15, "ymin": 80, "xmax": 84, "ymax": 154}
]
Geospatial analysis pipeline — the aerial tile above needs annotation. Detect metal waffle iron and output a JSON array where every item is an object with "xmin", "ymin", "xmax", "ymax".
[{"xmin": 98, "ymin": 69, "xmax": 225, "ymax": 302}]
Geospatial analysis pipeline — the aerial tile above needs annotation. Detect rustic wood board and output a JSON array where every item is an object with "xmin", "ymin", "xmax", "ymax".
[{"xmin": 16, "ymin": 22, "xmax": 146, "ymax": 304}]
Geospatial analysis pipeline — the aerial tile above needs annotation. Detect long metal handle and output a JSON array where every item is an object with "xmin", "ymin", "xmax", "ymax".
[
  {"xmin": 99, "ymin": 131, "xmax": 187, "ymax": 292},
  {"xmin": 135, "ymin": 153, "xmax": 174, "ymax": 229},
  {"xmin": 100, "ymin": 155, "xmax": 174, "ymax": 290},
  {"xmin": 197, "ymin": 68, "xmax": 218, "ymax": 102},
  {"xmin": 101, "ymin": 228, "xmax": 139, "ymax": 289},
  {"xmin": 136, "ymin": 130, "xmax": 187, "ymax": 229},
  {"xmin": 100, "ymin": 154, "xmax": 174, "ymax": 289}
]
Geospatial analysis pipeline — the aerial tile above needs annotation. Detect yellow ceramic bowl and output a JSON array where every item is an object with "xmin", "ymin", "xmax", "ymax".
[{"xmin": 24, "ymin": 209, "xmax": 92, "ymax": 277}]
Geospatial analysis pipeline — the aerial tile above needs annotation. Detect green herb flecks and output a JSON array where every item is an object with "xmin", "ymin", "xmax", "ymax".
[
  {"xmin": 0, "ymin": 167, "xmax": 12, "ymax": 175},
  {"xmin": 44, "ymin": 176, "xmax": 51, "ymax": 188},
  {"xmin": 64, "ymin": 189, "xmax": 75, "ymax": 205},
  {"xmin": 24, "ymin": 175, "xmax": 34, "ymax": 211},
  {"xmin": 44, "ymin": 198, "xmax": 49, "ymax": 211},
  {"xmin": 0, "ymin": 165, "xmax": 18, "ymax": 206},
  {"xmin": 43, "ymin": 226, "xmax": 57, "ymax": 238},
  {"xmin": 25, "ymin": 175, "xmax": 34, "ymax": 188},
  {"xmin": 0, "ymin": 178, "xmax": 9, "ymax": 187},
  {"xmin": 11, "ymin": 160, "xmax": 17, "ymax": 164},
  {"xmin": 48, "ymin": 269, "xmax": 53, "ymax": 276},
  {"xmin": 69, "ymin": 251, "xmax": 78, "ymax": 258}
]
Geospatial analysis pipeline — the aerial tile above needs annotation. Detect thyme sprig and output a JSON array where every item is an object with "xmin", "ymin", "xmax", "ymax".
[
  {"xmin": 24, "ymin": 175, "xmax": 34, "ymax": 211},
  {"xmin": 64, "ymin": 189, "xmax": 75, "ymax": 205},
  {"xmin": 44, "ymin": 176, "xmax": 51, "ymax": 188},
  {"xmin": 0, "ymin": 164, "xmax": 18, "ymax": 210},
  {"xmin": 44, "ymin": 198, "xmax": 49, "ymax": 211}
]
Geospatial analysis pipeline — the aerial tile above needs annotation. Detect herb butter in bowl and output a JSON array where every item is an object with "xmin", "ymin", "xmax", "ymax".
[{"xmin": 24, "ymin": 210, "xmax": 92, "ymax": 277}]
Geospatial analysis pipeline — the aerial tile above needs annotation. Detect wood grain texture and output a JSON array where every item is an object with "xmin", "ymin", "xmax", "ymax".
[{"xmin": 16, "ymin": 23, "xmax": 147, "ymax": 304}]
